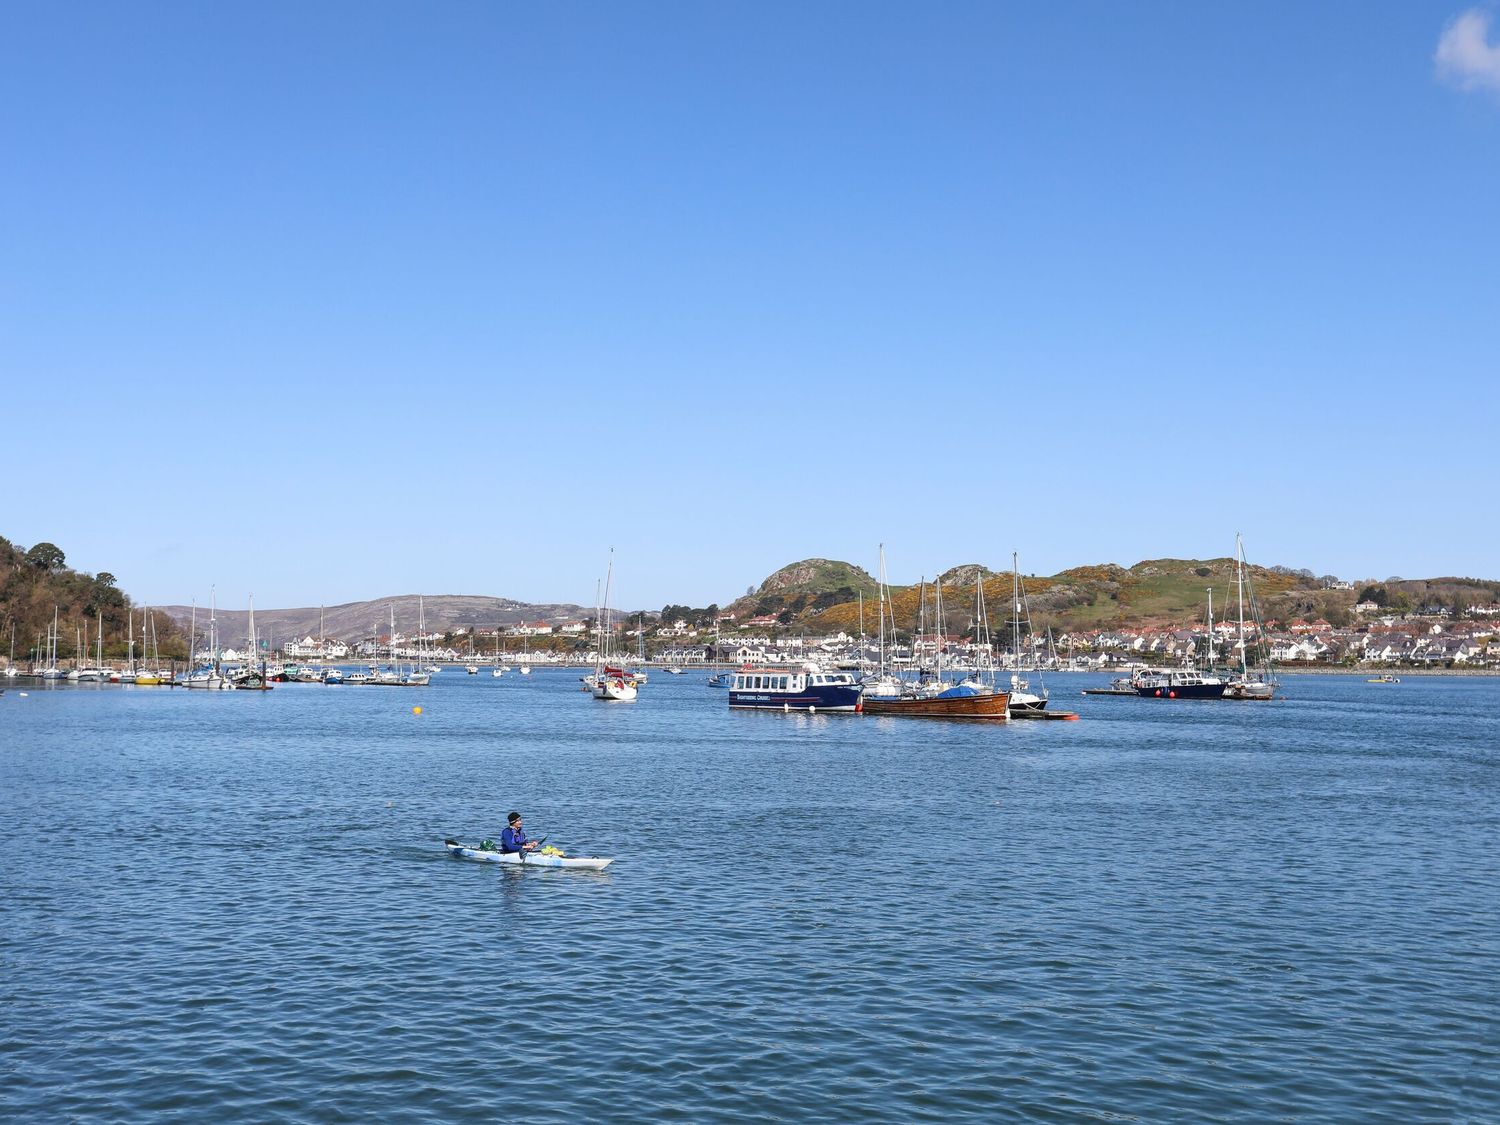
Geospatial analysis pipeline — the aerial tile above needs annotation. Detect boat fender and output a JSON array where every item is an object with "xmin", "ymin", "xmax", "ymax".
[
  {"xmin": 1155, "ymin": 688, "xmax": 1163, "ymax": 697},
  {"xmin": 1168, "ymin": 691, "xmax": 1176, "ymax": 699},
  {"xmin": 808, "ymin": 705, "xmax": 816, "ymax": 714}
]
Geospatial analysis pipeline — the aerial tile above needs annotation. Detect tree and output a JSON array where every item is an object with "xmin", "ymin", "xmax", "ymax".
[{"xmin": 25, "ymin": 542, "xmax": 66, "ymax": 572}]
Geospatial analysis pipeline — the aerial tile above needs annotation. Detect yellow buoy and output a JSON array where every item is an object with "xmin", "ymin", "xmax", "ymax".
[{"xmin": 412, "ymin": 705, "xmax": 423, "ymax": 715}]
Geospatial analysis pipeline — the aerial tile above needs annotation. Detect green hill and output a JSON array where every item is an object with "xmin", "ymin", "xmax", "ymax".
[{"xmin": 760, "ymin": 556, "xmax": 1332, "ymax": 635}]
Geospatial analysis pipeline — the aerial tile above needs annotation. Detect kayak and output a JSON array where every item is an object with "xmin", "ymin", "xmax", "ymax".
[{"xmin": 443, "ymin": 839, "xmax": 614, "ymax": 870}]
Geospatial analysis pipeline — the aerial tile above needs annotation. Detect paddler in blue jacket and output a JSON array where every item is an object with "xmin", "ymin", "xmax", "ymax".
[{"xmin": 500, "ymin": 811, "xmax": 538, "ymax": 854}]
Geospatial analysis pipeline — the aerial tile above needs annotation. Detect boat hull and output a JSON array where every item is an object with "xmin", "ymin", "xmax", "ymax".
[
  {"xmin": 1136, "ymin": 683, "xmax": 1226, "ymax": 699},
  {"xmin": 861, "ymin": 691, "xmax": 1010, "ymax": 719},
  {"xmin": 1224, "ymin": 681, "xmax": 1276, "ymax": 700},
  {"xmin": 729, "ymin": 684, "xmax": 862, "ymax": 712},
  {"xmin": 445, "ymin": 843, "xmax": 613, "ymax": 870}
]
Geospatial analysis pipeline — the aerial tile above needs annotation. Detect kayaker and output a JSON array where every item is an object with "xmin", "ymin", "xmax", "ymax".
[{"xmin": 500, "ymin": 811, "xmax": 538, "ymax": 854}]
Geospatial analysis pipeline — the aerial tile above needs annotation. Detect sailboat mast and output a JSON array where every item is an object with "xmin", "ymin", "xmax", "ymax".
[
  {"xmin": 935, "ymin": 578, "xmax": 945, "ymax": 681},
  {"xmin": 1237, "ymin": 533, "xmax": 1248, "ymax": 677},
  {"xmin": 1012, "ymin": 552, "xmax": 1021, "ymax": 673},
  {"xmin": 1206, "ymin": 587, "xmax": 1214, "ymax": 671}
]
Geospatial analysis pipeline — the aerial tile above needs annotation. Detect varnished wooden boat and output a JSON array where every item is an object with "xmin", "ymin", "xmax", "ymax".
[{"xmin": 861, "ymin": 690, "xmax": 1010, "ymax": 720}]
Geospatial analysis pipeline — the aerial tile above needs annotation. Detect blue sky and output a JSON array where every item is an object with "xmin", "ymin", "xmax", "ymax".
[{"xmin": 3, "ymin": 2, "xmax": 1497, "ymax": 610}]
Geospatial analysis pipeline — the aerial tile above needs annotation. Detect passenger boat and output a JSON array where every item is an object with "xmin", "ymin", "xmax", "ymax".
[
  {"xmin": 1132, "ymin": 669, "xmax": 1226, "ymax": 699},
  {"xmin": 727, "ymin": 665, "xmax": 863, "ymax": 712}
]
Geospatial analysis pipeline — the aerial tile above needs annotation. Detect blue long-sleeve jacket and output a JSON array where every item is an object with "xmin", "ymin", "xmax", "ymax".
[{"xmin": 500, "ymin": 825, "xmax": 528, "ymax": 854}]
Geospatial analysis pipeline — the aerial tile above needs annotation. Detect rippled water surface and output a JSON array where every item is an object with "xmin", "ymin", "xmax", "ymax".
[{"xmin": 3, "ymin": 672, "xmax": 1497, "ymax": 1121}]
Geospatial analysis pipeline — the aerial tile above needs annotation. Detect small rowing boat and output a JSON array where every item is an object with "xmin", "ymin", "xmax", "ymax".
[{"xmin": 443, "ymin": 839, "xmax": 614, "ymax": 870}]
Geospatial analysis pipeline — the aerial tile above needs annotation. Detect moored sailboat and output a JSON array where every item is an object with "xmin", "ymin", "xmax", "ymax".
[{"xmin": 1223, "ymin": 534, "xmax": 1277, "ymax": 700}]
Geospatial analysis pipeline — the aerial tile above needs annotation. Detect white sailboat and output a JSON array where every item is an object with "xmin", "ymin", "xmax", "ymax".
[
  {"xmin": 1224, "ymin": 534, "xmax": 1277, "ymax": 700},
  {"xmin": 590, "ymin": 551, "xmax": 638, "ymax": 702},
  {"xmin": 185, "ymin": 591, "xmax": 234, "ymax": 689},
  {"xmin": 404, "ymin": 599, "xmax": 431, "ymax": 685},
  {"xmin": 860, "ymin": 545, "xmax": 902, "ymax": 699},
  {"xmin": 1006, "ymin": 553, "xmax": 1048, "ymax": 713},
  {"xmin": 39, "ymin": 607, "xmax": 67, "ymax": 679}
]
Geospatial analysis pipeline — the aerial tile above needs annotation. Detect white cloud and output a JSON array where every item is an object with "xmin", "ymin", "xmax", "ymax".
[{"xmin": 1435, "ymin": 8, "xmax": 1500, "ymax": 94}]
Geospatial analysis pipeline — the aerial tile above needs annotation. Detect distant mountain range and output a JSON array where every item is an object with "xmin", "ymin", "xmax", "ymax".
[
  {"xmin": 154, "ymin": 558, "xmax": 1500, "ymax": 645},
  {"xmin": 159, "ymin": 595, "xmax": 590, "ymax": 646}
]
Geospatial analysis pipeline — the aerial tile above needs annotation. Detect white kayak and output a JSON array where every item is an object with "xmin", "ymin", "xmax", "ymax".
[{"xmin": 443, "ymin": 839, "xmax": 614, "ymax": 870}]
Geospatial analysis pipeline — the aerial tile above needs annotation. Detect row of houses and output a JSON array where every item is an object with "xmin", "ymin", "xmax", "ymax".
[{"xmin": 1053, "ymin": 622, "xmax": 1500, "ymax": 667}]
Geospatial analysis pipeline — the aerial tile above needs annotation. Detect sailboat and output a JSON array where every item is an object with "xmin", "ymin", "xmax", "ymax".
[
  {"xmin": 1006, "ymin": 553, "xmax": 1049, "ymax": 714},
  {"xmin": 78, "ymin": 612, "xmax": 106, "ymax": 681},
  {"xmin": 39, "ymin": 607, "xmax": 67, "ymax": 679},
  {"xmin": 1224, "ymin": 534, "xmax": 1278, "ymax": 700},
  {"xmin": 860, "ymin": 545, "xmax": 902, "ymax": 699},
  {"xmin": 132, "ymin": 608, "xmax": 166, "ymax": 685},
  {"xmin": 229, "ymin": 597, "xmax": 271, "ymax": 689},
  {"xmin": 403, "ymin": 599, "xmax": 431, "ymax": 685},
  {"xmin": 706, "ymin": 613, "xmax": 731, "ymax": 688},
  {"xmin": 185, "ymin": 591, "xmax": 235, "ymax": 689},
  {"xmin": 589, "ymin": 551, "xmax": 638, "ymax": 702},
  {"xmin": 861, "ymin": 575, "xmax": 1010, "ymax": 719}
]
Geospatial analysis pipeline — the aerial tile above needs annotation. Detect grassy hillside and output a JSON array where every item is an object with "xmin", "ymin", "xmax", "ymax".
[{"xmin": 800, "ymin": 557, "xmax": 1326, "ymax": 635}]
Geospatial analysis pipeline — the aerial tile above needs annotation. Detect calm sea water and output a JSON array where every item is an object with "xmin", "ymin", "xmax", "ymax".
[{"xmin": 2, "ymin": 671, "xmax": 1496, "ymax": 1122}]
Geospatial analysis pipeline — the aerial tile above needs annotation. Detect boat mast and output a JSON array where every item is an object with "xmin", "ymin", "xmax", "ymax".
[
  {"xmin": 1206, "ymin": 587, "xmax": 1214, "ymax": 672},
  {"xmin": 934, "ymin": 578, "xmax": 945, "ymax": 683},
  {"xmin": 877, "ymin": 545, "xmax": 887, "ymax": 678},
  {"xmin": 1237, "ymin": 533, "xmax": 1248, "ymax": 679},
  {"xmin": 601, "ymin": 549, "xmax": 615, "ymax": 670},
  {"xmin": 189, "ymin": 600, "xmax": 197, "ymax": 670},
  {"xmin": 1012, "ymin": 552, "xmax": 1021, "ymax": 673}
]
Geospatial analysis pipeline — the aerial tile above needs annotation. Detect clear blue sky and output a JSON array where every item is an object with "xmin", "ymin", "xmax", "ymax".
[{"xmin": 3, "ymin": 2, "xmax": 1497, "ymax": 610}]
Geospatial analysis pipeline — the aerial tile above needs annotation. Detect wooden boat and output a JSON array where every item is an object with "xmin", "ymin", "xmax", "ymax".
[{"xmin": 862, "ymin": 690, "xmax": 1010, "ymax": 719}]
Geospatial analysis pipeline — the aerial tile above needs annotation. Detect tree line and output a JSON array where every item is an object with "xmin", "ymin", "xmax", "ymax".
[{"xmin": 0, "ymin": 537, "xmax": 187, "ymax": 663}]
